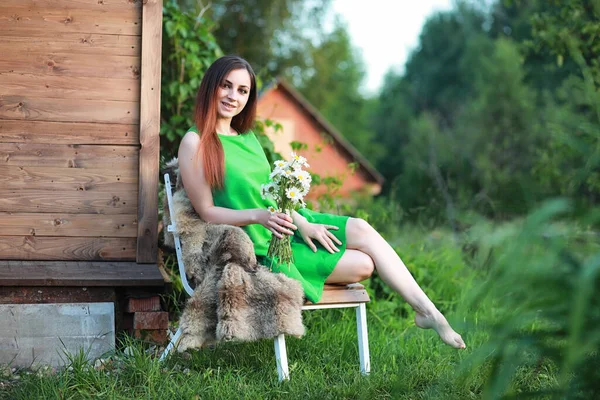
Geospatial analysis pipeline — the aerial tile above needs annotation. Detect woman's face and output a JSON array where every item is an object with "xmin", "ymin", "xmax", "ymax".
[{"xmin": 216, "ymin": 68, "xmax": 251, "ymax": 120}]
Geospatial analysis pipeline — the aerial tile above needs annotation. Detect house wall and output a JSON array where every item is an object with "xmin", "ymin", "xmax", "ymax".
[
  {"xmin": 0, "ymin": 0, "xmax": 143, "ymax": 261},
  {"xmin": 257, "ymin": 87, "xmax": 379, "ymax": 200}
]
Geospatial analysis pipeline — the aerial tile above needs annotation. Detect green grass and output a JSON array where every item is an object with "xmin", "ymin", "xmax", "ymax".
[
  {"xmin": 2, "ymin": 218, "xmax": 579, "ymax": 400},
  {"xmin": 1, "ymin": 306, "xmax": 483, "ymax": 400}
]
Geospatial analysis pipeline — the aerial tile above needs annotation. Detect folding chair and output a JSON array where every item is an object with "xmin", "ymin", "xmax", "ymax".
[{"xmin": 159, "ymin": 172, "xmax": 371, "ymax": 381}]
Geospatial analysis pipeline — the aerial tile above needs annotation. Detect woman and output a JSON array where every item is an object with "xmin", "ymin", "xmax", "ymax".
[{"xmin": 178, "ymin": 55, "xmax": 466, "ymax": 349}]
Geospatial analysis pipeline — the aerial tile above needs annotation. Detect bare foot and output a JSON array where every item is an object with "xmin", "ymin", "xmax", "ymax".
[{"xmin": 414, "ymin": 310, "xmax": 466, "ymax": 349}]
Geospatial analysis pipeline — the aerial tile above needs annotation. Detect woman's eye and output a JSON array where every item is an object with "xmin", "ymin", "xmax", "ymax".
[{"xmin": 240, "ymin": 89, "xmax": 248, "ymax": 95}]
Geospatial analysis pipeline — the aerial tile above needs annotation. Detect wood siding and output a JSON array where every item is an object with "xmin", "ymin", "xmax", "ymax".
[{"xmin": 0, "ymin": 0, "xmax": 158, "ymax": 262}]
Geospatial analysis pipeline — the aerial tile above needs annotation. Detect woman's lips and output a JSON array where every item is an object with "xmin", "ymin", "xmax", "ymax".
[{"xmin": 222, "ymin": 101, "xmax": 235, "ymax": 110}]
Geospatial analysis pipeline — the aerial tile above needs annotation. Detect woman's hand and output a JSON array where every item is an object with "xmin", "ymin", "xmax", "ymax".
[
  {"xmin": 297, "ymin": 222, "xmax": 342, "ymax": 254},
  {"xmin": 257, "ymin": 209, "xmax": 297, "ymax": 239}
]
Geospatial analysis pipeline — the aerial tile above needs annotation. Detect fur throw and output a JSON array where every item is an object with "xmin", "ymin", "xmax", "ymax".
[{"xmin": 162, "ymin": 159, "xmax": 305, "ymax": 351}]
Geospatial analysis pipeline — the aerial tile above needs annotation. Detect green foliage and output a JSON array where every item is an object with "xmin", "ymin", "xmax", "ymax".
[
  {"xmin": 161, "ymin": 0, "xmax": 222, "ymax": 159},
  {"xmin": 526, "ymin": 0, "xmax": 600, "ymax": 87},
  {"xmin": 371, "ymin": 0, "xmax": 600, "ymax": 223},
  {"xmin": 527, "ymin": 0, "xmax": 600, "ymax": 211},
  {"xmin": 175, "ymin": 0, "xmax": 332, "ymax": 81},
  {"xmin": 252, "ymin": 118, "xmax": 283, "ymax": 167},
  {"xmin": 455, "ymin": 38, "xmax": 541, "ymax": 217},
  {"xmin": 461, "ymin": 200, "xmax": 600, "ymax": 398}
]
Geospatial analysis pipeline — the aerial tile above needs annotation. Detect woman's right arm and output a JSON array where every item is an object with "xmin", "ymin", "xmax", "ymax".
[{"xmin": 177, "ymin": 132, "xmax": 296, "ymax": 238}]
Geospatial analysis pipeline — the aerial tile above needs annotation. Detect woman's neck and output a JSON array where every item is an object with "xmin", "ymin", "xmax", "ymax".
[{"xmin": 215, "ymin": 118, "xmax": 235, "ymax": 136}]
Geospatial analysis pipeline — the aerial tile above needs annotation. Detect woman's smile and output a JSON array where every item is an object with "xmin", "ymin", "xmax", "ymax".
[{"xmin": 221, "ymin": 100, "xmax": 236, "ymax": 111}]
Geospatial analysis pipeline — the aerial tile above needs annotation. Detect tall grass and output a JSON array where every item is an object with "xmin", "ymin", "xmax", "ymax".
[{"xmin": 458, "ymin": 200, "xmax": 600, "ymax": 399}]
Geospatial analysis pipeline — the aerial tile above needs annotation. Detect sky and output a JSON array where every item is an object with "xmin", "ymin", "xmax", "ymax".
[{"xmin": 331, "ymin": 0, "xmax": 454, "ymax": 94}]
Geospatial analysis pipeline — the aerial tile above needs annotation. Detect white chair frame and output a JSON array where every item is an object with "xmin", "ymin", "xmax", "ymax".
[{"xmin": 159, "ymin": 173, "xmax": 370, "ymax": 381}]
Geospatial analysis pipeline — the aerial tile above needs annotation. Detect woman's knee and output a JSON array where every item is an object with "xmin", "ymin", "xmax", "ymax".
[
  {"xmin": 328, "ymin": 250, "xmax": 375, "ymax": 284},
  {"xmin": 347, "ymin": 218, "xmax": 377, "ymax": 250},
  {"xmin": 357, "ymin": 254, "xmax": 375, "ymax": 281}
]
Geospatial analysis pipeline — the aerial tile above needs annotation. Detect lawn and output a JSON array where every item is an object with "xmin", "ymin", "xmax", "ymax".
[{"xmin": 1, "ymin": 216, "xmax": 581, "ymax": 399}]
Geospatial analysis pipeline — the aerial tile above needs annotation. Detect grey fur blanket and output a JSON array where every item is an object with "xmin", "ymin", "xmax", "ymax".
[{"xmin": 162, "ymin": 160, "xmax": 305, "ymax": 351}]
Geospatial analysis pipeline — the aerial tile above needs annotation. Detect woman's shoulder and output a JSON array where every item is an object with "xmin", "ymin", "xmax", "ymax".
[
  {"xmin": 181, "ymin": 130, "xmax": 200, "ymax": 145},
  {"xmin": 179, "ymin": 130, "xmax": 201, "ymax": 158}
]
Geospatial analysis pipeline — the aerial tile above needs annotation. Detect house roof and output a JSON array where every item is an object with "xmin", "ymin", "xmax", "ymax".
[{"xmin": 259, "ymin": 77, "xmax": 385, "ymax": 186}]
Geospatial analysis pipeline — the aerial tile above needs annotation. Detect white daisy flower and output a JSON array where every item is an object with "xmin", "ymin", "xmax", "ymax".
[
  {"xmin": 267, "ymin": 205, "xmax": 277, "ymax": 215},
  {"xmin": 293, "ymin": 170, "xmax": 311, "ymax": 184},
  {"xmin": 274, "ymin": 160, "xmax": 287, "ymax": 169},
  {"xmin": 282, "ymin": 169, "xmax": 294, "ymax": 180},
  {"xmin": 285, "ymin": 187, "xmax": 302, "ymax": 203},
  {"xmin": 270, "ymin": 167, "xmax": 285, "ymax": 180},
  {"xmin": 290, "ymin": 152, "xmax": 309, "ymax": 168}
]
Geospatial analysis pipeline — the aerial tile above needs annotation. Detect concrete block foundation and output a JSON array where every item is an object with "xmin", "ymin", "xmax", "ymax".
[{"xmin": 0, "ymin": 303, "xmax": 115, "ymax": 368}]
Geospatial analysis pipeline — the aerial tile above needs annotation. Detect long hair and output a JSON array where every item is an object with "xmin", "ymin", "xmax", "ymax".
[{"xmin": 194, "ymin": 55, "xmax": 257, "ymax": 189}]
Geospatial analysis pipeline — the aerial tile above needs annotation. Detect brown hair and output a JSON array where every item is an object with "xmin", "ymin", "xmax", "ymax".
[{"xmin": 194, "ymin": 55, "xmax": 257, "ymax": 189}]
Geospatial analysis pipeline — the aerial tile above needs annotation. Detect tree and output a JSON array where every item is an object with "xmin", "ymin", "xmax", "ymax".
[
  {"xmin": 161, "ymin": 0, "xmax": 223, "ymax": 159},
  {"xmin": 296, "ymin": 18, "xmax": 384, "ymax": 164},
  {"xmin": 175, "ymin": 0, "xmax": 332, "ymax": 80},
  {"xmin": 455, "ymin": 38, "xmax": 540, "ymax": 217},
  {"xmin": 403, "ymin": 3, "xmax": 488, "ymax": 127},
  {"xmin": 528, "ymin": 0, "xmax": 600, "ymax": 209}
]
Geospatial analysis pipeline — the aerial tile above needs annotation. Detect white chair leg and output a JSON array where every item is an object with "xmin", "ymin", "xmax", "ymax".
[
  {"xmin": 273, "ymin": 334, "xmax": 290, "ymax": 381},
  {"xmin": 356, "ymin": 303, "xmax": 370, "ymax": 375},
  {"xmin": 159, "ymin": 327, "xmax": 183, "ymax": 362}
]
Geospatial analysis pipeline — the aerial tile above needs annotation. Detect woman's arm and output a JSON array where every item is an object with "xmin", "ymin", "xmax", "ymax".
[
  {"xmin": 291, "ymin": 210, "xmax": 308, "ymax": 229},
  {"xmin": 177, "ymin": 132, "xmax": 296, "ymax": 237}
]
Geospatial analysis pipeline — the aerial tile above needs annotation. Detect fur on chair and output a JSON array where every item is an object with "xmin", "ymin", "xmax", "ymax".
[{"xmin": 162, "ymin": 159, "xmax": 305, "ymax": 351}]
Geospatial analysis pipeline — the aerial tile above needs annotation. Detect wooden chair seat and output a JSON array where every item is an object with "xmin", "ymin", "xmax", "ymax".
[{"xmin": 304, "ymin": 283, "xmax": 370, "ymax": 308}]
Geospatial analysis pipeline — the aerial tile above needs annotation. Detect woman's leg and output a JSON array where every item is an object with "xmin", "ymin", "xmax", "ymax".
[
  {"xmin": 325, "ymin": 249, "xmax": 375, "ymax": 284},
  {"xmin": 328, "ymin": 218, "xmax": 465, "ymax": 349}
]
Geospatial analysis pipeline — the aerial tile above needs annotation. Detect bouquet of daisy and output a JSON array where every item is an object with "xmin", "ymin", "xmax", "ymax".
[{"xmin": 261, "ymin": 152, "xmax": 311, "ymax": 269}]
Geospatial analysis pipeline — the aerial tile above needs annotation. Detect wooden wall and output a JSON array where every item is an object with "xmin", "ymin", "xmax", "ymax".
[{"xmin": 0, "ymin": 0, "xmax": 160, "ymax": 262}]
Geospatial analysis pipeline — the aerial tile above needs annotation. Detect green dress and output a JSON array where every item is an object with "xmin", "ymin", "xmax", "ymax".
[{"xmin": 189, "ymin": 127, "xmax": 349, "ymax": 303}]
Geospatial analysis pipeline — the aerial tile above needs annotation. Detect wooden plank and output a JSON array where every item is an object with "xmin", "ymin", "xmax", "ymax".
[
  {"xmin": 0, "ymin": 261, "xmax": 164, "ymax": 287},
  {"xmin": 0, "ymin": 120, "xmax": 139, "ymax": 145},
  {"xmin": 2, "ymin": 0, "xmax": 142, "ymax": 12},
  {"xmin": 308, "ymin": 286, "xmax": 370, "ymax": 305},
  {"xmin": 0, "ymin": 287, "xmax": 116, "ymax": 304},
  {"xmin": 0, "ymin": 73, "xmax": 140, "ymax": 102},
  {"xmin": 323, "ymin": 283, "xmax": 365, "ymax": 291},
  {"xmin": 136, "ymin": 0, "xmax": 162, "ymax": 264},
  {"xmin": 0, "ymin": 165, "xmax": 137, "ymax": 191},
  {"xmin": 0, "ymin": 236, "xmax": 136, "ymax": 260},
  {"xmin": 0, "ymin": 33, "xmax": 141, "ymax": 56},
  {"xmin": 0, "ymin": 213, "xmax": 137, "ymax": 237},
  {"xmin": 0, "ymin": 52, "xmax": 140, "ymax": 80},
  {"xmin": 0, "ymin": 6, "xmax": 142, "ymax": 36},
  {"xmin": 0, "ymin": 189, "xmax": 138, "ymax": 214},
  {"xmin": 0, "ymin": 96, "xmax": 139, "ymax": 124},
  {"xmin": 0, "ymin": 143, "xmax": 138, "ymax": 169}
]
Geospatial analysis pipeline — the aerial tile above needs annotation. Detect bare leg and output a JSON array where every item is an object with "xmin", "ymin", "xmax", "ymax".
[
  {"xmin": 326, "ymin": 249, "xmax": 375, "ymax": 284},
  {"xmin": 329, "ymin": 218, "xmax": 466, "ymax": 349}
]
